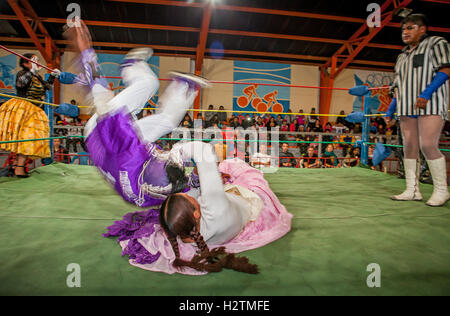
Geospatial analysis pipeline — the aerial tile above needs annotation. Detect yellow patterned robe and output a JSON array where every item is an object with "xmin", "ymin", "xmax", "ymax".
[{"xmin": 0, "ymin": 98, "xmax": 50, "ymax": 159}]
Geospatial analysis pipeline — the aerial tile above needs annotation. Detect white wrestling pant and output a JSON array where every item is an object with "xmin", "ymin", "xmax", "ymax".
[{"xmin": 84, "ymin": 60, "xmax": 197, "ymax": 143}]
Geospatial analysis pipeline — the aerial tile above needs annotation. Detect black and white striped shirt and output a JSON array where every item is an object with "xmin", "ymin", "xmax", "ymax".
[{"xmin": 391, "ymin": 35, "xmax": 450, "ymax": 119}]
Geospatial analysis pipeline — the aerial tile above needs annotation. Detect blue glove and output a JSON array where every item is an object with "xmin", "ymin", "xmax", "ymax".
[
  {"xmin": 345, "ymin": 112, "xmax": 365, "ymax": 123},
  {"xmin": 54, "ymin": 103, "xmax": 80, "ymax": 117},
  {"xmin": 419, "ymin": 71, "xmax": 449, "ymax": 100},
  {"xmin": 386, "ymin": 98, "xmax": 396, "ymax": 119},
  {"xmin": 349, "ymin": 85, "xmax": 369, "ymax": 96},
  {"xmin": 372, "ymin": 143, "xmax": 391, "ymax": 166},
  {"xmin": 58, "ymin": 72, "xmax": 77, "ymax": 85}
]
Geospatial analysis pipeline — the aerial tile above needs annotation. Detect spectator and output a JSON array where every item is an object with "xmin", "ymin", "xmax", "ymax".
[
  {"xmin": 313, "ymin": 120, "xmax": 323, "ymax": 133},
  {"xmin": 307, "ymin": 107, "xmax": 319, "ymax": 129},
  {"xmin": 275, "ymin": 114, "xmax": 283, "ymax": 126},
  {"xmin": 53, "ymin": 137, "xmax": 70, "ymax": 164},
  {"xmin": 345, "ymin": 147, "xmax": 361, "ymax": 167},
  {"xmin": 285, "ymin": 109, "xmax": 294, "ymax": 125},
  {"xmin": 298, "ymin": 124, "xmax": 305, "ymax": 133},
  {"xmin": 250, "ymin": 144, "xmax": 272, "ymax": 168},
  {"xmin": 194, "ymin": 113, "xmax": 205, "ymax": 128},
  {"xmin": 297, "ymin": 109, "xmax": 306, "ymax": 126},
  {"xmin": 218, "ymin": 105, "xmax": 227, "ymax": 125},
  {"xmin": 256, "ymin": 116, "xmax": 265, "ymax": 128},
  {"xmin": 267, "ymin": 117, "xmax": 277, "ymax": 129},
  {"xmin": 353, "ymin": 123, "xmax": 362, "ymax": 133},
  {"xmin": 210, "ymin": 114, "xmax": 220, "ymax": 128},
  {"xmin": 301, "ymin": 146, "xmax": 320, "ymax": 168},
  {"xmin": 367, "ymin": 145, "xmax": 380, "ymax": 171},
  {"xmin": 289, "ymin": 119, "xmax": 298, "ymax": 132},
  {"xmin": 241, "ymin": 114, "xmax": 253, "ymax": 129},
  {"xmin": 370, "ymin": 120, "xmax": 378, "ymax": 134},
  {"xmin": 340, "ymin": 132, "xmax": 355, "ymax": 157},
  {"xmin": 336, "ymin": 110, "xmax": 347, "ymax": 127},
  {"xmin": 280, "ymin": 120, "xmax": 289, "ymax": 132},
  {"xmin": 296, "ymin": 125, "xmax": 307, "ymax": 155},
  {"xmin": 229, "ymin": 116, "xmax": 241, "ymax": 128},
  {"xmin": 205, "ymin": 104, "xmax": 215, "ymax": 126},
  {"xmin": 323, "ymin": 122, "xmax": 334, "ymax": 143},
  {"xmin": 181, "ymin": 114, "xmax": 193, "ymax": 128},
  {"xmin": 279, "ymin": 142, "xmax": 296, "ymax": 168},
  {"xmin": 323, "ymin": 144, "xmax": 339, "ymax": 168}
]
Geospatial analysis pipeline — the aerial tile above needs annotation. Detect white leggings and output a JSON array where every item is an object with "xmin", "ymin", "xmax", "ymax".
[
  {"xmin": 84, "ymin": 61, "xmax": 197, "ymax": 143},
  {"xmin": 400, "ymin": 115, "xmax": 445, "ymax": 161}
]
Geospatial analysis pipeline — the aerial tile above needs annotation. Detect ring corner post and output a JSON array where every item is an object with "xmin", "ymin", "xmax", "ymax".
[
  {"xmin": 361, "ymin": 94, "xmax": 370, "ymax": 166},
  {"xmin": 45, "ymin": 73, "xmax": 54, "ymax": 164}
]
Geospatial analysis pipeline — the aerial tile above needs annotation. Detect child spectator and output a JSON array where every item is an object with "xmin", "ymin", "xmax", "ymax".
[
  {"xmin": 301, "ymin": 146, "xmax": 320, "ymax": 168},
  {"xmin": 323, "ymin": 144, "xmax": 339, "ymax": 168},
  {"xmin": 296, "ymin": 109, "xmax": 306, "ymax": 126}
]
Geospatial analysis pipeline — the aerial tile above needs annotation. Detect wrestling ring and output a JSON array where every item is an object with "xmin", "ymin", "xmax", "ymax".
[{"xmin": 0, "ymin": 46, "xmax": 450, "ymax": 296}]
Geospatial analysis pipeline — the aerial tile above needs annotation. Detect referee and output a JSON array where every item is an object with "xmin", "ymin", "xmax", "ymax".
[{"xmin": 386, "ymin": 13, "xmax": 450, "ymax": 206}]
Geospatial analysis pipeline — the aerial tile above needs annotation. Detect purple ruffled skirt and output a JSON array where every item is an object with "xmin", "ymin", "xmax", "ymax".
[
  {"xmin": 85, "ymin": 111, "xmax": 165, "ymax": 208},
  {"xmin": 104, "ymin": 158, "xmax": 293, "ymax": 274}
]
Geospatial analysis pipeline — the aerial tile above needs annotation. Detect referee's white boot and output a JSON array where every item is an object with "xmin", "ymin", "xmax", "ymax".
[
  {"xmin": 391, "ymin": 159, "xmax": 423, "ymax": 201},
  {"xmin": 426, "ymin": 157, "xmax": 450, "ymax": 207}
]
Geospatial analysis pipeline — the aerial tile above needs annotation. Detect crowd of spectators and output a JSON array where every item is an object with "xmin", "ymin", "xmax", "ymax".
[{"xmin": 46, "ymin": 102, "xmax": 449, "ymax": 170}]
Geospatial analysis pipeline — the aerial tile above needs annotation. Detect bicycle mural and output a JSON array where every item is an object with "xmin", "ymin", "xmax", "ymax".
[{"xmin": 233, "ymin": 61, "xmax": 290, "ymax": 116}]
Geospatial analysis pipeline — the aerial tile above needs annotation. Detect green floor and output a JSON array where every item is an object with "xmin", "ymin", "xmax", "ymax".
[{"xmin": 0, "ymin": 163, "xmax": 449, "ymax": 296}]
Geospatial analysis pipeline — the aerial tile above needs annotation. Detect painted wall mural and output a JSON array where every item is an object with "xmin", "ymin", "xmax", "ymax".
[
  {"xmin": 233, "ymin": 61, "xmax": 291, "ymax": 116},
  {"xmin": 97, "ymin": 53, "xmax": 160, "ymax": 107},
  {"xmin": 352, "ymin": 70, "xmax": 393, "ymax": 114},
  {"xmin": 0, "ymin": 54, "xmax": 17, "ymax": 102}
]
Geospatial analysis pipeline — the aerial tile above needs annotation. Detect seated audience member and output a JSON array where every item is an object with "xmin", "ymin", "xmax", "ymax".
[
  {"xmin": 285, "ymin": 109, "xmax": 294, "ymax": 124},
  {"xmin": 310, "ymin": 135, "xmax": 320, "ymax": 151},
  {"xmin": 336, "ymin": 110, "xmax": 347, "ymax": 127},
  {"xmin": 345, "ymin": 147, "xmax": 361, "ymax": 167},
  {"xmin": 267, "ymin": 117, "xmax": 277, "ymax": 129},
  {"xmin": 53, "ymin": 137, "xmax": 70, "ymax": 164},
  {"xmin": 275, "ymin": 114, "xmax": 284, "ymax": 126},
  {"xmin": 280, "ymin": 120, "xmax": 289, "ymax": 132},
  {"xmin": 312, "ymin": 120, "xmax": 323, "ymax": 133},
  {"xmin": 370, "ymin": 120, "xmax": 378, "ymax": 134},
  {"xmin": 250, "ymin": 144, "xmax": 272, "ymax": 168},
  {"xmin": 241, "ymin": 114, "xmax": 253, "ymax": 129},
  {"xmin": 218, "ymin": 105, "xmax": 228, "ymax": 125},
  {"xmin": 194, "ymin": 113, "xmax": 205, "ymax": 128},
  {"xmin": 209, "ymin": 114, "xmax": 220, "ymax": 128},
  {"xmin": 340, "ymin": 132, "xmax": 355, "ymax": 157},
  {"xmin": 181, "ymin": 114, "xmax": 193, "ymax": 128},
  {"xmin": 289, "ymin": 119, "xmax": 298, "ymax": 132},
  {"xmin": 301, "ymin": 146, "xmax": 320, "ymax": 169},
  {"xmin": 307, "ymin": 107, "xmax": 318, "ymax": 129},
  {"xmin": 205, "ymin": 104, "xmax": 217, "ymax": 127},
  {"xmin": 353, "ymin": 123, "xmax": 362, "ymax": 134},
  {"xmin": 323, "ymin": 144, "xmax": 339, "ymax": 168},
  {"xmin": 279, "ymin": 142, "xmax": 296, "ymax": 168},
  {"xmin": 229, "ymin": 116, "xmax": 241, "ymax": 128},
  {"xmin": 324, "ymin": 122, "xmax": 333, "ymax": 133},
  {"xmin": 323, "ymin": 122, "xmax": 334, "ymax": 143},
  {"xmin": 296, "ymin": 132, "xmax": 307, "ymax": 156},
  {"xmin": 297, "ymin": 109, "xmax": 306, "ymax": 126},
  {"xmin": 367, "ymin": 145, "xmax": 380, "ymax": 171},
  {"xmin": 256, "ymin": 116, "xmax": 265, "ymax": 128}
]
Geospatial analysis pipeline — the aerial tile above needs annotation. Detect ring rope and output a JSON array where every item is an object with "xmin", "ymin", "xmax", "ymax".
[{"xmin": 1, "ymin": 135, "xmax": 449, "ymax": 152}]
